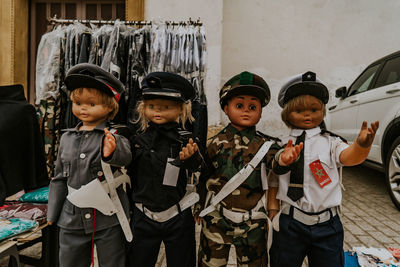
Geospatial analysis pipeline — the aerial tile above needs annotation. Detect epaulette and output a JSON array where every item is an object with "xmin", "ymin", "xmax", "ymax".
[
  {"xmin": 207, "ymin": 125, "xmax": 229, "ymax": 141},
  {"xmin": 256, "ymin": 131, "xmax": 281, "ymax": 142},
  {"xmin": 321, "ymin": 129, "xmax": 347, "ymax": 143},
  {"xmin": 177, "ymin": 128, "xmax": 200, "ymax": 145},
  {"xmin": 177, "ymin": 129, "xmax": 193, "ymax": 138},
  {"xmin": 108, "ymin": 123, "xmax": 132, "ymax": 139}
]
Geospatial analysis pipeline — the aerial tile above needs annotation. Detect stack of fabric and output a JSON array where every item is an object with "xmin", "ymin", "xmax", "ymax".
[
  {"xmin": 0, "ymin": 186, "xmax": 49, "ymax": 241},
  {"xmin": 345, "ymin": 247, "xmax": 400, "ymax": 267}
]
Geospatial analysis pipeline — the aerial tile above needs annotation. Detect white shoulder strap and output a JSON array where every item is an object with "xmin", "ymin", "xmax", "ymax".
[
  {"xmin": 199, "ymin": 141, "xmax": 274, "ymax": 217},
  {"xmin": 101, "ymin": 161, "xmax": 133, "ymax": 242}
]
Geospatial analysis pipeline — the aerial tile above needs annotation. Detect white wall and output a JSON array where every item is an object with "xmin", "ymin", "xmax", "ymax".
[
  {"xmin": 144, "ymin": 0, "xmax": 224, "ymax": 126},
  {"xmin": 146, "ymin": 0, "xmax": 400, "ymax": 138},
  {"xmin": 221, "ymin": 0, "xmax": 400, "ymax": 137}
]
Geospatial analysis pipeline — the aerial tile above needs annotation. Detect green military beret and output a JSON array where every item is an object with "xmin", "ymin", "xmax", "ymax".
[{"xmin": 219, "ymin": 71, "xmax": 270, "ymax": 109}]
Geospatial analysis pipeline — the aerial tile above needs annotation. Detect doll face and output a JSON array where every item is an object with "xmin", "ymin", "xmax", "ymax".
[
  {"xmin": 72, "ymin": 88, "xmax": 112, "ymax": 129},
  {"xmin": 224, "ymin": 95, "xmax": 262, "ymax": 131},
  {"xmin": 144, "ymin": 98, "xmax": 183, "ymax": 125},
  {"xmin": 288, "ymin": 95, "xmax": 324, "ymax": 129}
]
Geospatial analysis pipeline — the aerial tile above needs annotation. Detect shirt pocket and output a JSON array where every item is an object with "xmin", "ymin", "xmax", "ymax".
[
  {"xmin": 89, "ymin": 163, "xmax": 104, "ymax": 181},
  {"xmin": 318, "ymin": 152, "xmax": 334, "ymax": 170},
  {"xmin": 63, "ymin": 200, "xmax": 75, "ymax": 215}
]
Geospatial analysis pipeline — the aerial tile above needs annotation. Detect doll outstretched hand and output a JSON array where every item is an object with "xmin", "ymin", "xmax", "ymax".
[
  {"xmin": 340, "ymin": 121, "xmax": 379, "ymax": 166},
  {"xmin": 278, "ymin": 139, "xmax": 304, "ymax": 166},
  {"xmin": 179, "ymin": 138, "xmax": 199, "ymax": 161},
  {"xmin": 103, "ymin": 128, "xmax": 116, "ymax": 158},
  {"xmin": 356, "ymin": 121, "xmax": 379, "ymax": 148}
]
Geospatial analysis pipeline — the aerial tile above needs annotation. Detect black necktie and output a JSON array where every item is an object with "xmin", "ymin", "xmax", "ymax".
[{"xmin": 287, "ymin": 131, "xmax": 306, "ymax": 201}]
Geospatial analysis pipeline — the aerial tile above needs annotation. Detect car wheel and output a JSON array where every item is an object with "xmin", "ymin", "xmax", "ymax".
[{"xmin": 385, "ymin": 136, "xmax": 400, "ymax": 210}]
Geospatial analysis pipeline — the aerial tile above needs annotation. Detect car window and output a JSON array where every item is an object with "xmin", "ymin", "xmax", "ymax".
[
  {"xmin": 348, "ymin": 64, "xmax": 380, "ymax": 97},
  {"xmin": 374, "ymin": 56, "xmax": 400, "ymax": 88}
]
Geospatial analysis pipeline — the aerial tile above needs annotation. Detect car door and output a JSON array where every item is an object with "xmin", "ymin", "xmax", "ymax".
[
  {"xmin": 357, "ymin": 56, "xmax": 400, "ymax": 163},
  {"xmin": 329, "ymin": 63, "xmax": 381, "ymax": 142}
]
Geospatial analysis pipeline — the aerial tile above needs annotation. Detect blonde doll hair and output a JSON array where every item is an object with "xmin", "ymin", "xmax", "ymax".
[
  {"xmin": 136, "ymin": 100, "xmax": 195, "ymax": 132},
  {"xmin": 70, "ymin": 87, "xmax": 119, "ymax": 120},
  {"xmin": 281, "ymin": 95, "xmax": 326, "ymax": 129}
]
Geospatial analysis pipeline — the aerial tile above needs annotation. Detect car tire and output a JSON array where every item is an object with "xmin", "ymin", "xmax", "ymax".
[{"xmin": 385, "ymin": 136, "xmax": 400, "ymax": 210}]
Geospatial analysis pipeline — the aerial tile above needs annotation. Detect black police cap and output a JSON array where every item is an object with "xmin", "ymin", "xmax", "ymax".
[
  {"xmin": 141, "ymin": 72, "xmax": 195, "ymax": 102},
  {"xmin": 278, "ymin": 71, "xmax": 329, "ymax": 108},
  {"xmin": 64, "ymin": 63, "xmax": 125, "ymax": 102}
]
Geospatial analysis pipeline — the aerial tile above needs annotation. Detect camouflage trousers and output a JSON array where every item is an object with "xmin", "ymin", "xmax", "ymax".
[{"xmin": 198, "ymin": 210, "xmax": 268, "ymax": 267}]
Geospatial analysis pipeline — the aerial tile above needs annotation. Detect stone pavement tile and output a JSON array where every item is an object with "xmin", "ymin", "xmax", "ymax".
[
  {"xmin": 354, "ymin": 203, "xmax": 372, "ymax": 212},
  {"xmin": 343, "ymin": 212, "xmax": 362, "ymax": 220},
  {"xmin": 355, "ymin": 221, "xmax": 375, "ymax": 231},
  {"xmin": 382, "ymin": 221, "xmax": 400, "ymax": 233},
  {"xmin": 351, "ymin": 206, "xmax": 369, "ymax": 216},
  {"xmin": 368, "ymin": 231, "xmax": 394, "ymax": 243},
  {"xmin": 367, "ymin": 219, "xmax": 386, "ymax": 227},
  {"xmin": 344, "ymin": 223, "xmax": 366, "ymax": 235},
  {"xmin": 344, "ymin": 232, "xmax": 359, "ymax": 243},
  {"xmin": 378, "ymin": 226, "xmax": 399, "ymax": 237},
  {"xmin": 356, "ymin": 235, "xmax": 381, "ymax": 247}
]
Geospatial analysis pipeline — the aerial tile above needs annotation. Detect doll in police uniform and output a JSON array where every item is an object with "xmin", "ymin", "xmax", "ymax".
[
  {"xmin": 270, "ymin": 71, "xmax": 379, "ymax": 267},
  {"xmin": 47, "ymin": 63, "xmax": 132, "ymax": 267},
  {"xmin": 197, "ymin": 71, "xmax": 281, "ymax": 267},
  {"xmin": 127, "ymin": 72, "xmax": 202, "ymax": 267}
]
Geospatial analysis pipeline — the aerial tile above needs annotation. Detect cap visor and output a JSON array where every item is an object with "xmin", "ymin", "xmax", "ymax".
[{"xmin": 64, "ymin": 74, "xmax": 114, "ymax": 97}]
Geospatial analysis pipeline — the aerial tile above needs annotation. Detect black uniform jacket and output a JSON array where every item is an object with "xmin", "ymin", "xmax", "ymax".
[
  {"xmin": 0, "ymin": 85, "xmax": 48, "ymax": 204},
  {"xmin": 129, "ymin": 122, "xmax": 202, "ymax": 212}
]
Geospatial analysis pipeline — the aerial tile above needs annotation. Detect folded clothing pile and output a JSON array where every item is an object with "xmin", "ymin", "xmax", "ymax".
[
  {"xmin": 0, "ymin": 202, "xmax": 47, "ymax": 224},
  {"xmin": 345, "ymin": 247, "xmax": 400, "ymax": 267},
  {"xmin": 0, "ymin": 218, "xmax": 38, "ymax": 241}
]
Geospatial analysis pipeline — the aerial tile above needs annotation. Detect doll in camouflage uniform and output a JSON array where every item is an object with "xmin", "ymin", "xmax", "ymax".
[{"xmin": 196, "ymin": 71, "xmax": 281, "ymax": 267}]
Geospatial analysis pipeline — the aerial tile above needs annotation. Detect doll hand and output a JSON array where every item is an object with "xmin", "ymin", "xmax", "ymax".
[
  {"xmin": 103, "ymin": 128, "xmax": 116, "ymax": 158},
  {"xmin": 279, "ymin": 139, "xmax": 303, "ymax": 166},
  {"xmin": 268, "ymin": 209, "xmax": 279, "ymax": 220},
  {"xmin": 179, "ymin": 138, "xmax": 198, "ymax": 161},
  {"xmin": 356, "ymin": 121, "xmax": 379, "ymax": 148}
]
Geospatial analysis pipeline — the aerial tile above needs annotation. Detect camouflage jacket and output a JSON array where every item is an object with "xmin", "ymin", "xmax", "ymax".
[{"xmin": 198, "ymin": 124, "xmax": 280, "ymax": 212}]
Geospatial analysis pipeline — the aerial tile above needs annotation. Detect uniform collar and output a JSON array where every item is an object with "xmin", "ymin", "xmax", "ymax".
[
  {"xmin": 149, "ymin": 121, "xmax": 179, "ymax": 131},
  {"xmin": 64, "ymin": 121, "xmax": 109, "ymax": 132},
  {"xmin": 225, "ymin": 123, "xmax": 256, "ymax": 141},
  {"xmin": 291, "ymin": 126, "xmax": 321, "ymax": 139}
]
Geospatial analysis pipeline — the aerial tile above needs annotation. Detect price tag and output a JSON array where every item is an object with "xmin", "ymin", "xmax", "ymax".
[
  {"xmin": 309, "ymin": 159, "xmax": 332, "ymax": 188},
  {"xmin": 162, "ymin": 158, "xmax": 180, "ymax": 187}
]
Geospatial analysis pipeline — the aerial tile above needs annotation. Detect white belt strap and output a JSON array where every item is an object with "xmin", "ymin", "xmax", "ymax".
[
  {"xmin": 220, "ymin": 206, "xmax": 268, "ymax": 224},
  {"xmin": 199, "ymin": 141, "xmax": 274, "ymax": 218},
  {"xmin": 135, "ymin": 192, "xmax": 199, "ymax": 223},
  {"xmin": 101, "ymin": 161, "xmax": 133, "ymax": 242},
  {"xmin": 281, "ymin": 205, "xmax": 338, "ymax": 226}
]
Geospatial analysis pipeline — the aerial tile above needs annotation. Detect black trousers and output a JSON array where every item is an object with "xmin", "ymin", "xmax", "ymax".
[
  {"xmin": 270, "ymin": 209, "xmax": 344, "ymax": 267},
  {"xmin": 128, "ymin": 206, "xmax": 196, "ymax": 267}
]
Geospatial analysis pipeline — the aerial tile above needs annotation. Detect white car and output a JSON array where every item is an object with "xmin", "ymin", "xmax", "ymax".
[{"xmin": 327, "ymin": 50, "xmax": 400, "ymax": 210}]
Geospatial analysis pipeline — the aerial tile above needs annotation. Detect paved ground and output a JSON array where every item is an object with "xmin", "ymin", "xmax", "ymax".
[
  {"xmin": 1, "ymin": 165, "xmax": 400, "ymax": 266},
  {"xmin": 341, "ymin": 165, "xmax": 400, "ymax": 250}
]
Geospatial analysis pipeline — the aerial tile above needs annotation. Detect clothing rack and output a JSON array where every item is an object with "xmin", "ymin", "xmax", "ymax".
[{"xmin": 49, "ymin": 16, "xmax": 203, "ymax": 26}]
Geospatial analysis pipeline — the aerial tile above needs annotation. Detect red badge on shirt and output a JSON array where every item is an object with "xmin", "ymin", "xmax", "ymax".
[{"xmin": 309, "ymin": 159, "xmax": 332, "ymax": 188}]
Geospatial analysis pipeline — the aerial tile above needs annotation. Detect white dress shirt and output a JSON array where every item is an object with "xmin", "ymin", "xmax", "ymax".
[{"xmin": 276, "ymin": 127, "xmax": 349, "ymax": 213}]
